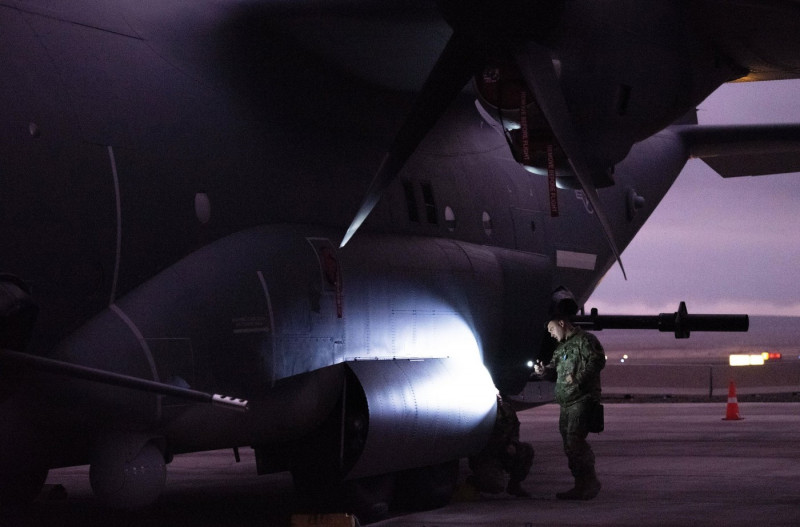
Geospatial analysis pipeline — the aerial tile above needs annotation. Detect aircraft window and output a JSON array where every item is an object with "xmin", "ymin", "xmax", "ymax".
[
  {"xmin": 194, "ymin": 192, "xmax": 211, "ymax": 224},
  {"xmin": 482, "ymin": 211, "xmax": 493, "ymax": 237},
  {"xmin": 445, "ymin": 206, "xmax": 456, "ymax": 231},
  {"xmin": 421, "ymin": 182, "xmax": 438, "ymax": 224},
  {"xmin": 402, "ymin": 180, "xmax": 419, "ymax": 222}
]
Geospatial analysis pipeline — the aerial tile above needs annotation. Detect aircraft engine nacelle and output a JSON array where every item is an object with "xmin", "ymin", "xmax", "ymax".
[
  {"xmin": 45, "ymin": 224, "xmax": 549, "ymax": 472},
  {"xmin": 344, "ymin": 357, "xmax": 497, "ymax": 480}
]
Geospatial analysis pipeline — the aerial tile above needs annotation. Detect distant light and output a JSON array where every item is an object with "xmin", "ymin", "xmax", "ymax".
[
  {"xmin": 761, "ymin": 352, "xmax": 782, "ymax": 361},
  {"xmin": 730, "ymin": 354, "xmax": 765, "ymax": 366},
  {"xmin": 526, "ymin": 360, "xmax": 534, "ymax": 368},
  {"xmin": 623, "ymin": 354, "xmax": 629, "ymax": 360},
  {"xmin": 620, "ymin": 358, "xmax": 625, "ymax": 363}
]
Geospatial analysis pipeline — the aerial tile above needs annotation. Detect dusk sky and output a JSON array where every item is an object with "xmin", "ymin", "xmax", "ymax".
[{"xmin": 589, "ymin": 79, "xmax": 800, "ymax": 317}]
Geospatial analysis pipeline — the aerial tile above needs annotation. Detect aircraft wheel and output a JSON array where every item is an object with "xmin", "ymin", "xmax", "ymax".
[
  {"xmin": 292, "ymin": 471, "xmax": 395, "ymax": 524},
  {"xmin": 90, "ymin": 438, "xmax": 166, "ymax": 509},
  {"xmin": 392, "ymin": 459, "xmax": 460, "ymax": 511},
  {"xmin": 341, "ymin": 473, "xmax": 395, "ymax": 523}
]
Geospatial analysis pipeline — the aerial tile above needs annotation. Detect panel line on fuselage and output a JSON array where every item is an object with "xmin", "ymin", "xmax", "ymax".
[
  {"xmin": 109, "ymin": 303, "xmax": 161, "ymax": 420},
  {"xmin": 256, "ymin": 270, "xmax": 277, "ymax": 388},
  {"xmin": 108, "ymin": 145, "xmax": 122, "ymax": 306}
]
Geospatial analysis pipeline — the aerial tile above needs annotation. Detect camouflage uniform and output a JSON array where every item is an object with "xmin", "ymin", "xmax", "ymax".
[
  {"xmin": 468, "ymin": 398, "xmax": 534, "ymax": 496},
  {"xmin": 542, "ymin": 327, "xmax": 605, "ymax": 499}
]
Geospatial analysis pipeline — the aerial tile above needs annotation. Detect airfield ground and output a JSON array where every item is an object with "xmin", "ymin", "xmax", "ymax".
[{"xmin": 7, "ymin": 398, "xmax": 798, "ymax": 527}]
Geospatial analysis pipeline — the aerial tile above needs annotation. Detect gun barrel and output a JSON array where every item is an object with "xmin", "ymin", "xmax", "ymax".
[
  {"xmin": 0, "ymin": 348, "xmax": 249, "ymax": 411},
  {"xmin": 572, "ymin": 302, "xmax": 748, "ymax": 338}
]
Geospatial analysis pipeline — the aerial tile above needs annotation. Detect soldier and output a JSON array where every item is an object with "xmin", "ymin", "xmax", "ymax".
[
  {"xmin": 468, "ymin": 395, "xmax": 534, "ymax": 497},
  {"xmin": 534, "ymin": 316, "xmax": 605, "ymax": 500}
]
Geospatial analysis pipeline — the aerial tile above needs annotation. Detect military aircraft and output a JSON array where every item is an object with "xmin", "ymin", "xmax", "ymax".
[{"xmin": 1, "ymin": 0, "xmax": 799, "ymax": 520}]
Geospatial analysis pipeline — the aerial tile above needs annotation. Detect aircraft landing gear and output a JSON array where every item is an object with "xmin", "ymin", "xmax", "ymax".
[
  {"xmin": 392, "ymin": 459, "xmax": 460, "ymax": 511},
  {"xmin": 89, "ymin": 433, "xmax": 167, "ymax": 509},
  {"xmin": 293, "ymin": 461, "xmax": 461, "ymax": 523},
  {"xmin": 293, "ymin": 470, "xmax": 396, "ymax": 524},
  {"xmin": 291, "ymin": 403, "xmax": 395, "ymax": 522}
]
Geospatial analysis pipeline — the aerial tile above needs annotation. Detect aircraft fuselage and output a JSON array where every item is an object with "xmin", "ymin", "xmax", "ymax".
[{"xmin": 0, "ymin": 0, "xmax": 782, "ymax": 511}]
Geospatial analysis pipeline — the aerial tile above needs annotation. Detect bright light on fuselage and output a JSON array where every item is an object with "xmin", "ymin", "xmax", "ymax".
[{"xmin": 387, "ymin": 304, "xmax": 482, "ymax": 363}]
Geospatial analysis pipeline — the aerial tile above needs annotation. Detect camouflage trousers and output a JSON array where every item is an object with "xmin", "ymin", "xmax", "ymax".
[{"xmin": 559, "ymin": 399, "xmax": 596, "ymax": 478}]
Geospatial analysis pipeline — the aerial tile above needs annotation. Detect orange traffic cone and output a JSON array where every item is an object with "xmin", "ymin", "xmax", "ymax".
[{"xmin": 722, "ymin": 380, "xmax": 743, "ymax": 421}]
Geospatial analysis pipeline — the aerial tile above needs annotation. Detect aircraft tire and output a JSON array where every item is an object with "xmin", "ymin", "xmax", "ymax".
[
  {"xmin": 341, "ymin": 473, "xmax": 395, "ymax": 523},
  {"xmin": 292, "ymin": 470, "xmax": 395, "ymax": 524},
  {"xmin": 89, "ymin": 438, "xmax": 166, "ymax": 509},
  {"xmin": 392, "ymin": 459, "xmax": 460, "ymax": 511}
]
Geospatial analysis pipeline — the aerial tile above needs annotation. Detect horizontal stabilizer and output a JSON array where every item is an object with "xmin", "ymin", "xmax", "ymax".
[{"xmin": 677, "ymin": 124, "xmax": 800, "ymax": 177}]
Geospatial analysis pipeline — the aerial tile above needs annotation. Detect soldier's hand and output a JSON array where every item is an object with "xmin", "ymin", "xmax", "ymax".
[{"xmin": 533, "ymin": 360, "xmax": 544, "ymax": 375}]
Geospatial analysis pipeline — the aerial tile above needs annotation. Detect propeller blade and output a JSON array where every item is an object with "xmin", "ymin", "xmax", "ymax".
[
  {"xmin": 514, "ymin": 42, "xmax": 627, "ymax": 279},
  {"xmin": 340, "ymin": 31, "xmax": 479, "ymax": 247}
]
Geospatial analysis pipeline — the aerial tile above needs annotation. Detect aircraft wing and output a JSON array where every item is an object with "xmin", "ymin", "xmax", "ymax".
[
  {"xmin": 696, "ymin": 0, "xmax": 800, "ymax": 82},
  {"xmin": 677, "ymin": 124, "xmax": 800, "ymax": 177}
]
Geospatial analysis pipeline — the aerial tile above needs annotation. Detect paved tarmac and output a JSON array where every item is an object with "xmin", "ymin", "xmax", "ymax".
[
  {"xmin": 601, "ymin": 361, "xmax": 800, "ymax": 397},
  {"xmin": 9, "ymin": 402, "xmax": 800, "ymax": 527},
  {"xmin": 376, "ymin": 402, "xmax": 800, "ymax": 526}
]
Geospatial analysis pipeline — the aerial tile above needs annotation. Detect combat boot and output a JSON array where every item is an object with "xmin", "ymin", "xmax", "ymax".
[
  {"xmin": 555, "ymin": 478, "xmax": 583, "ymax": 500},
  {"xmin": 579, "ymin": 469, "xmax": 601, "ymax": 500},
  {"xmin": 506, "ymin": 479, "xmax": 530, "ymax": 497}
]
